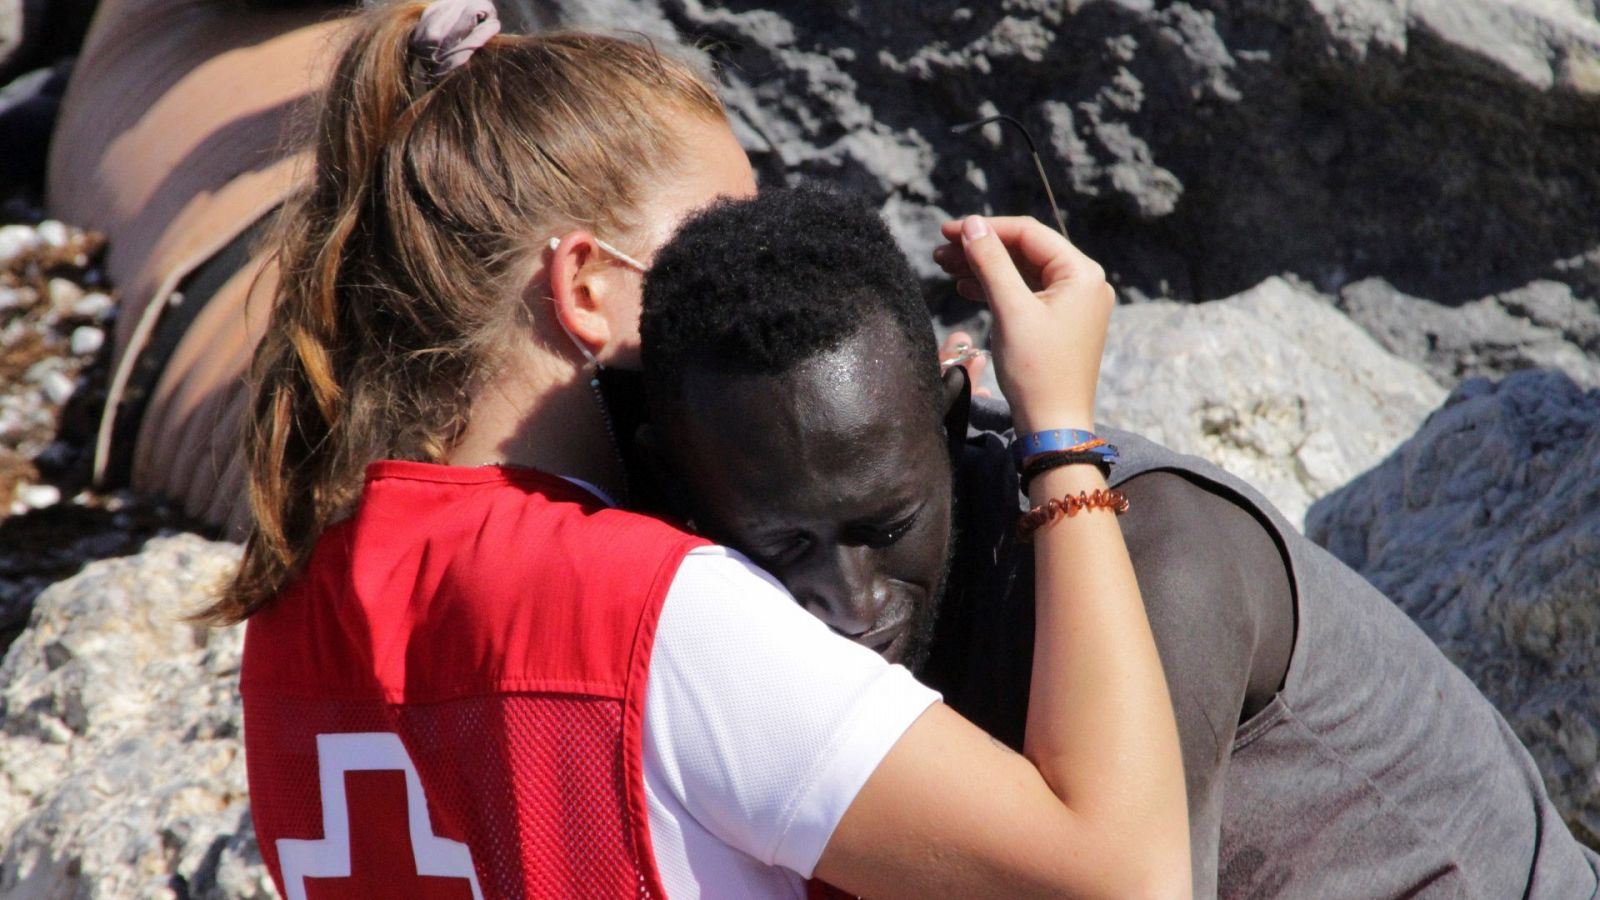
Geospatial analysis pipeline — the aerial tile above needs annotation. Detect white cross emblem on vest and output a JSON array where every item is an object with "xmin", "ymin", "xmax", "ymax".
[{"xmin": 277, "ymin": 732, "xmax": 484, "ymax": 900}]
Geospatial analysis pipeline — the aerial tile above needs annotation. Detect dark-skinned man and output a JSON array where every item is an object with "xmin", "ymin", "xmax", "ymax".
[{"xmin": 632, "ymin": 187, "xmax": 1600, "ymax": 897}]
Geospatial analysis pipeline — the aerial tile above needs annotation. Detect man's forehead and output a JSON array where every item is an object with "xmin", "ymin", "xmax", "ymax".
[
  {"xmin": 683, "ymin": 328, "xmax": 920, "ymax": 436},
  {"xmin": 672, "ymin": 328, "xmax": 939, "ymax": 506}
]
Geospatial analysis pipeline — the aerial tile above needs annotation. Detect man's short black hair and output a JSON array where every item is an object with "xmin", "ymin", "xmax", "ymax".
[{"xmin": 641, "ymin": 186, "xmax": 941, "ymax": 417}]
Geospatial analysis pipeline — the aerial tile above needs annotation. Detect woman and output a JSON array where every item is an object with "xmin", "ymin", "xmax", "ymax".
[{"xmin": 215, "ymin": 2, "xmax": 1189, "ymax": 897}]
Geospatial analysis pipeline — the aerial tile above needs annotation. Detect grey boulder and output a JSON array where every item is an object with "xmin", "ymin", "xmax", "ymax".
[
  {"xmin": 1338, "ymin": 278, "xmax": 1600, "ymax": 390},
  {"xmin": 0, "ymin": 535, "xmax": 269, "ymax": 899},
  {"xmin": 1309, "ymin": 370, "xmax": 1600, "ymax": 846}
]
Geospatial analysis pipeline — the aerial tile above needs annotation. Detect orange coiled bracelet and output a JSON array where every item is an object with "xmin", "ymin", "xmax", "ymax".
[{"xmin": 1016, "ymin": 488, "xmax": 1130, "ymax": 542}]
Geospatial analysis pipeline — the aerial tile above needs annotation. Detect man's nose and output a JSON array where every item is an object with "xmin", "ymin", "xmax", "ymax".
[{"xmin": 795, "ymin": 545, "xmax": 887, "ymax": 637}]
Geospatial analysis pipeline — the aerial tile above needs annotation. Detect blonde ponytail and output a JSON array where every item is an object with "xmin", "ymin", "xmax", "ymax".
[{"xmin": 203, "ymin": 3, "xmax": 724, "ymax": 623}]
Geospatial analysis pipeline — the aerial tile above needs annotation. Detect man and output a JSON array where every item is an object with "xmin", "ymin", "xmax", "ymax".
[{"xmin": 636, "ymin": 187, "xmax": 1600, "ymax": 896}]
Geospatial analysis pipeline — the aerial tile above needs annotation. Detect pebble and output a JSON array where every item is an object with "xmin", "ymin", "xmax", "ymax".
[
  {"xmin": 18, "ymin": 483, "xmax": 61, "ymax": 510},
  {"xmin": 0, "ymin": 286, "xmax": 29, "ymax": 313},
  {"xmin": 48, "ymin": 277, "xmax": 84, "ymax": 309},
  {"xmin": 24, "ymin": 358, "xmax": 58, "ymax": 383},
  {"xmin": 0, "ymin": 223, "xmax": 39, "ymax": 262},
  {"xmin": 73, "ymin": 291, "xmax": 115, "ymax": 320},
  {"xmin": 35, "ymin": 220, "xmax": 70, "ymax": 249},
  {"xmin": 71, "ymin": 326, "xmax": 105, "ymax": 356},
  {"xmin": 41, "ymin": 370, "xmax": 77, "ymax": 405}
]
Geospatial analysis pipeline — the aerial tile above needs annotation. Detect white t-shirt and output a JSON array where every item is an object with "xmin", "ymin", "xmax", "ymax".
[{"xmin": 643, "ymin": 546, "xmax": 941, "ymax": 898}]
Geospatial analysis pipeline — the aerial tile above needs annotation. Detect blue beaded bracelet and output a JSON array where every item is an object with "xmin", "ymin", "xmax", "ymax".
[{"xmin": 1012, "ymin": 428, "xmax": 1119, "ymax": 470}]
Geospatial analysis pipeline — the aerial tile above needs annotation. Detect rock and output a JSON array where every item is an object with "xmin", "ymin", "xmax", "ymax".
[
  {"xmin": 0, "ymin": 59, "xmax": 70, "ymax": 198},
  {"xmin": 13, "ymin": 482, "xmax": 55, "ymax": 509},
  {"xmin": 0, "ymin": 0, "xmax": 93, "ymax": 84},
  {"xmin": 70, "ymin": 290, "xmax": 112, "ymax": 321},
  {"xmin": 0, "ymin": 0, "xmax": 23, "ymax": 75},
  {"xmin": 1307, "ymin": 371, "xmax": 1600, "ymax": 845},
  {"xmin": 0, "ymin": 223, "xmax": 36, "ymax": 262},
  {"xmin": 44, "ymin": 275, "xmax": 80, "ymax": 308},
  {"xmin": 0, "ymin": 535, "xmax": 266, "ymax": 897},
  {"xmin": 69, "ymin": 325, "xmax": 101, "ymax": 356},
  {"xmin": 1338, "ymin": 278, "xmax": 1600, "ymax": 389},
  {"xmin": 1098, "ymin": 276, "xmax": 1445, "ymax": 526},
  {"xmin": 655, "ymin": 0, "xmax": 1600, "ymax": 306},
  {"xmin": 37, "ymin": 368, "xmax": 72, "ymax": 405},
  {"xmin": 34, "ymin": 220, "xmax": 67, "ymax": 249},
  {"xmin": 0, "ymin": 285, "xmax": 27, "ymax": 312}
]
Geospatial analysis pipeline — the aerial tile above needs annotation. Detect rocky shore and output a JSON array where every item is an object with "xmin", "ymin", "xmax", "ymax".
[{"xmin": 2, "ymin": 0, "xmax": 1598, "ymax": 895}]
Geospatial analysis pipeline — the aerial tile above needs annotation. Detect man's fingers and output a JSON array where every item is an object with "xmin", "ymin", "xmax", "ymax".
[{"xmin": 958, "ymin": 216, "xmax": 1031, "ymax": 313}]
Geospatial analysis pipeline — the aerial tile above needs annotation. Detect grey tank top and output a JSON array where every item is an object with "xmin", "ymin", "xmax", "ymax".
[
  {"xmin": 1110, "ymin": 428, "xmax": 1599, "ymax": 898},
  {"xmin": 931, "ymin": 415, "xmax": 1599, "ymax": 897}
]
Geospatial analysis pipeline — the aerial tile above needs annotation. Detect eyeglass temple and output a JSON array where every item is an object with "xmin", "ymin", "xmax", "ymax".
[{"xmin": 951, "ymin": 114, "xmax": 1069, "ymax": 239}]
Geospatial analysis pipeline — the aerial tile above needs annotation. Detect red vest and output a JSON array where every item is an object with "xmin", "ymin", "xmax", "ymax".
[{"xmin": 241, "ymin": 462, "xmax": 707, "ymax": 900}]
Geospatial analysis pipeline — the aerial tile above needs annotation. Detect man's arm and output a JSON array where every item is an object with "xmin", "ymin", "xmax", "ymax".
[{"xmin": 1116, "ymin": 470, "xmax": 1295, "ymax": 898}]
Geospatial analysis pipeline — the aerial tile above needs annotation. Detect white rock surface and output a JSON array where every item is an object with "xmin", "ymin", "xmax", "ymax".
[
  {"xmin": 1098, "ymin": 277, "xmax": 1447, "ymax": 526},
  {"xmin": 1308, "ymin": 370, "xmax": 1600, "ymax": 845},
  {"xmin": 0, "ymin": 535, "xmax": 271, "ymax": 898}
]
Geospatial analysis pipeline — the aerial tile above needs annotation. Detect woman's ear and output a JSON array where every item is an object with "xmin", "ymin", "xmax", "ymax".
[
  {"xmin": 544, "ymin": 231, "xmax": 615, "ymax": 365},
  {"xmin": 545, "ymin": 230, "xmax": 646, "ymax": 369}
]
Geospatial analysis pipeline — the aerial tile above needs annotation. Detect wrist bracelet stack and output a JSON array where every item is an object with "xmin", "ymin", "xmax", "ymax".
[
  {"xmin": 1014, "ymin": 427, "xmax": 1126, "ymax": 538},
  {"xmin": 1014, "ymin": 427, "xmax": 1119, "ymax": 494}
]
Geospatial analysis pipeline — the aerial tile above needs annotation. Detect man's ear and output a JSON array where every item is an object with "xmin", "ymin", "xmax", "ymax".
[{"xmin": 941, "ymin": 364, "xmax": 972, "ymax": 465}]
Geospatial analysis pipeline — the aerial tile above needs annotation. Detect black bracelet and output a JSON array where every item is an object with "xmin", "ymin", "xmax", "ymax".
[{"xmin": 1020, "ymin": 451, "xmax": 1112, "ymax": 495}]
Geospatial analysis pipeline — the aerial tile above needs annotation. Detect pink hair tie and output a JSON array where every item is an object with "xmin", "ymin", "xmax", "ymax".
[{"xmin": 411, "ymin": 0, "xmax": 501, "ymax": 81}]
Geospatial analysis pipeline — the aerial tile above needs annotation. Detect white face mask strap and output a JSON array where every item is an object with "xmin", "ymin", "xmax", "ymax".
[{"xmin": 555, "ymin": 315, "xmax": 601, "ymax": 370}]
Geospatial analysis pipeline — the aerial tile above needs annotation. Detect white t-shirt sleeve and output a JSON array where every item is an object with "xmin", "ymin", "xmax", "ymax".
[{"xmin": 643, "ymin": 545, "xmax": 940, "ymax": 880}]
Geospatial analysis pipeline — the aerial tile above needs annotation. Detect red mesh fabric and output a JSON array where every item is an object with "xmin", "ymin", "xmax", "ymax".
[
  {"xmin": 242, "ymin": 467, "xmax": 704, "ymax": 899},
  {"xmin": 245, "ymin": 691, "xmax": 657, "ymax": 900}
]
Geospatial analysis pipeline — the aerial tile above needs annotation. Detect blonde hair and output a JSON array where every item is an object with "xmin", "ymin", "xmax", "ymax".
[{"xmin": 204, "ymin": 3, "xmax": 724, "ymax": 624}]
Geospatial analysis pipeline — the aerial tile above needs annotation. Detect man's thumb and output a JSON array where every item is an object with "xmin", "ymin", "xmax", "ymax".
[{"xmin": 960, "ymin": 216, "xmax": 1029, "ymax": 311}]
